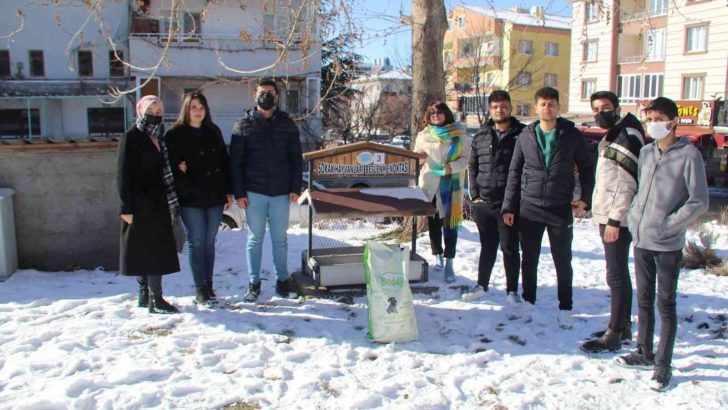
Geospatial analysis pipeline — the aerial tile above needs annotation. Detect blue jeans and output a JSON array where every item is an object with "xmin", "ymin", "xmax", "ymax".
[
  {"xmin": 180, "ymin": 205, "xmax": 224, "ymax": 288},
  {"xmin": 244, "ymin": 192, "xmax": 290, "ymax": 284}
]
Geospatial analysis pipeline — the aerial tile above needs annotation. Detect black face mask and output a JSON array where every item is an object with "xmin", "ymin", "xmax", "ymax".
[
  {"xmin": 257, "ymin": 92, "xmax": 275, "ymax": 110},
  {"xmin": 594, "ymin": 110, "xmax": 619, "ymax": 129},
  {"xmin": 144, "ymin": 114, "xmax": 163, "ymax": 125}
]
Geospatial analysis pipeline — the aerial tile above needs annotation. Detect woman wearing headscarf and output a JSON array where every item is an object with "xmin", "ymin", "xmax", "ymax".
[
  {"xmin": 166, "ymin": 92, "xmax": 231, "ymax": 305},
  {"xmin": 117, "ymin": 95, "xmax": 180, "ymax": 314},
  {"xmin": 413, "ymin": 101, "xmax": 471, "ymax": 283}
]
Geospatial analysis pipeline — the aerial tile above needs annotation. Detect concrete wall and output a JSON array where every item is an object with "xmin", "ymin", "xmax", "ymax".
[{"xmin": 0, "ymin": 143, "xmax": 120, "ymax": 271}]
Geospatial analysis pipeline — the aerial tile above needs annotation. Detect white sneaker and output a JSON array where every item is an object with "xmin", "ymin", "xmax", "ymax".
[
  {"xmin": 506, "ymin": 292, "xmax": 522, "ymax": 306},
  {"xmin": 461, "ymin": 285, "xmax": 487, "ymax": 301},
  {"xmin": 558, "ymin": 310, "xmax": 574, "ymax": 329}
]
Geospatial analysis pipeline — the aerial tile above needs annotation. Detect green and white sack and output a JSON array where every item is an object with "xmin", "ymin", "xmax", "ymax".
[{"xmin": 363, "ymin": 241, "xmax": 418, "ymax": 343}]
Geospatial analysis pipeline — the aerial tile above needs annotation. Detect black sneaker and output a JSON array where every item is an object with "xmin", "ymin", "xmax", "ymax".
[
  {"xmin": 276, "ymin": 279, "xmax": 292, "ymax": 298},
  {"xmin": 243, "ymin": 282, "xmax": 261, "ymax": 302},
  {"xmin": 615, "ymin": 348, "xmax": 655, "ymax": 370},
  {"xmin": 650, "ymin": 365, "xmax": 672, "ymax": 392},
  {"xmin": 194, "ymin": 286, "xmax": 212, "ymax": 306},
  {"xmin": 205, "ymin": 281, "xmax": 217, "ymax": 300}
]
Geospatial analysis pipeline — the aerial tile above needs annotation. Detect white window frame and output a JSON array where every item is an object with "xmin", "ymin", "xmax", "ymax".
[
  {"xmin": 447, "ymin": 19, "xmax": 453, "ymax": 31},
  {"xmin": 518, "ymin": 40, "xmax": 533, "ymax": 55},
  {"xmin": 686, "ymin": 25, "xmax": 707, "ymax": 53},
  {"xmin": 617, "ymin": 74, "xmax": 642, "ymax": 104},
  {"xmin": 585, "ymin": 2, "xmax": 599, "ymax": 22},
  {"xmin": 643, "ymin": 73, "xmax": 664, "ymax": 99},
  {"xmin": 581, "ymin": 79, "xmax": 596, "ymax": 100},
  {"xmin": 544, "ymin": 73, "xmax": 558, "ymax": 87},
  {"xmin": 682, "ymin": 75, "xmax": 704, "ymax": 100},
  {"xmin": 545, "ymin": 42, "xmax": 559, "ymax": 57},
  {"xmin": 646, "ymin": 29, "xmax": 666, "ymax": 61},
  {"xmin": 583, "ymin": 40, "xmax": 598, "ymax": 62},
  {"xmin": 457, "ymin": 16, "xmax": 465, "ymax": 29},
  {"xmin": 516, "ymin": 72, "xmax": 532, "ymax": 86},
  {"xmin": 649, "ymin": 0, "xmax": 668, "ymax": 17}
]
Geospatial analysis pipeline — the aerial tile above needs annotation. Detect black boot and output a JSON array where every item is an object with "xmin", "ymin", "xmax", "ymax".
[
  {"xmin": 581, "ymin": 328, "xmax": 622, "ymax": 353},
  {"xmin": 195, "ymin": 286, "xmax": 211, "ymax": 305},
  {"xmin": 138, "ymin": 287, "xmax": 149, "ymax": 308},
  {"xmin": 243, "ymin": 282, "xmax": 261, "ymax": 302},
  {"xmin": 276, "ymin": 279, "xmax": 292, "ymax": 298},
  {"xmin": 205, "ymin": 281, "xmax": 216, "ymax": 300},
  {"xmin": 149, "ymin": 295, "xmax": 179, "ymax": 314},
  {"xmin": 591, "ymin": 321, "xmax": 632, "ymax": 341}
]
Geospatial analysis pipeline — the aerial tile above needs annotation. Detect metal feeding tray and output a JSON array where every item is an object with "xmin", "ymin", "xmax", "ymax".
[{"xmin": 301, "ymin": 246, "xmax": 428, "ymax": 289}]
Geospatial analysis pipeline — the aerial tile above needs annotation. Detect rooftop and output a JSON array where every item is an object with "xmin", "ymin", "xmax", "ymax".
[{"xmin": 464, "ymin": 6, "xmax": 571, "ymax": 30}]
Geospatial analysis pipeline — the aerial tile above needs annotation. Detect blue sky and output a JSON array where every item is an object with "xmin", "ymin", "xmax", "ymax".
[{"xmin": 354, "ymin": 0, "xmax": 572, "ymax": 63}]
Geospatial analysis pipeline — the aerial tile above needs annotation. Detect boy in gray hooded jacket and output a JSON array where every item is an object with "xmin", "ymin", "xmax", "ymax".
[{"xmin": 618, "ymin": 97, "xmax": 709, "ymax": 392}]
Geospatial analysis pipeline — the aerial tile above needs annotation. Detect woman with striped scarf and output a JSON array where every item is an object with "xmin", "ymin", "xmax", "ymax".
[
  {"xmin": 413, "ymin": 102, "xmax": 471, "ymax": 283},
  {"xmin": 117, "ymin": 95, "xmax": 181, "ymax": 314}
]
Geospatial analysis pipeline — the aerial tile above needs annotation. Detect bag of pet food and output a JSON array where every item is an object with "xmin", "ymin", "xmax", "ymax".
[{"xmin": 363, "ymin": 241, "xmax": 418, "ymax": 343}]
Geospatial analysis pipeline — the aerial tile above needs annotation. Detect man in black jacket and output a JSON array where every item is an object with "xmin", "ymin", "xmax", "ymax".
[
  {"xmin": 502, "ymin": 87, "xmax": 595, "ymax": 328},
  {"xmin": 230, "ymin": 79, "xmax": 303, "ymax": 302},
  {"xmin": 463, "ymin": 91, "xmax": 525, "ymax": 304}
]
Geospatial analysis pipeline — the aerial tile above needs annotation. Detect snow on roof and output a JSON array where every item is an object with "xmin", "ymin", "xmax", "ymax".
[
  {"xmin": 354, "ymin": 69, "xmax": 412, "ymax": 83},
  {"xmin": 464, "ymin": 6, "xmax": 571, "ymax": 30}
]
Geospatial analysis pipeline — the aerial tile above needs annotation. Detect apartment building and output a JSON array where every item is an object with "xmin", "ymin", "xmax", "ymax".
[
  {"xmin": 444, "ymin": 5, "xmax": 571, "ymax": 125},
  {"xmin": 569, "ymin": 0, "xmax": 728, "ymax": 127},
  {"xmin": 0, "ymin": 1, "xmax": 133, "ymax": 141},
  {"xmin": 130, "ymin": 0, "xmax": 322, "ymax": 144}
]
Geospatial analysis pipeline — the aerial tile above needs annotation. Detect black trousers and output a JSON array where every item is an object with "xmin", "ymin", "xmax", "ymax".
[
  {"xmin": 137, "ymin": 275, "xmax": 163, "ymax": 298},
  {"xmin": 428, "ymin": 200, "xmax": 458, "ymax": 259},
  {"xmin": 633, "ymin": 247, "xmax": 682, "ymax": 367},
  {"xmin": 519, "ymin": 217, "xmax": 573, "ymax": 310},
  {"xmin": 599, "ymin": 224, "xmax": 633, "ymax": 332},
  {"xmin": 473, "ymin": 202, "xmax": 520, "ymax": 292}
]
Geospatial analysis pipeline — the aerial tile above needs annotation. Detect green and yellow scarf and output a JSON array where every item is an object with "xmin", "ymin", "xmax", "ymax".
[{"xmin": 428, "ymin": 123, "xmax": 464, "ymax": 229}]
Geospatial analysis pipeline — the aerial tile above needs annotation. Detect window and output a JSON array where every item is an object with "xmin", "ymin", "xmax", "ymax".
[
  {"xmin": 486, "ymin": 72, "xmax": 494, "ymax": 84},
  {"xmin": 585, "ymin": 1, "xmax": 599, "ymax": 22},
  {"xmin": 0, "ymin": 109, "xmax": 41, "ymax": 137},
  {"xmin": 686, "ymin": 25, "xmax": 708, "ymax": 52},
  {"xmin": 461, "ymin": 42, "xmax": 474, "ymax": 57},
  {"xmin": 29, "ymin": 50, "xmax": 44, "ymax": 77},
  {"xmin": 518, "ymin": 40, "xmax": 533, "ymax": 55},
  {"xmin": 617, "ymin": 74, "xmax": 642, "ymax": 104},
  {"xmin": 109, "ymin": 50, "xmax": 125, "ymax": 77},
  {"xmin": 516, "ymin": 103, "xmax": 531, "ymax": 117},
  {"xmin": 683, "ymin": 75, "xmax": 704, "ymax": 100},
  {"xmin": 643, "ymin": 74, "xmax": 664, "ymax": 99},
  {"xmin": 516, "ymin": 72, "xmax": 532, "ymax": 86},
  {"xmin": 646, "ymin": 29, "xmax": 666, "ymax": 61},
  {"xmin": 649, "ymin": 0, "xmax": 668, "ymax": 16},
  {"xmin": 443, "ymin": 51, "xmax": 451, "ymax": 64},
  {"xmin": 87, "ymin": 108, "xmax": 125, "ymax": 135},
  {"xmin": 457, "ymin": 16, "xmax": 465, "ymax": 29},
  {"xmin": 161, "ymin": 10, "xmax": 202, "ymax": 35},
  {"xmin": 447, "ymin": 19, "xmax": 453, "ymax": 31},
  {"xmin": 545, "ymin": 42, "xmax": 559, "ymax": 57},
  {"xmin": 581, "ymin": 79, "xmax": 596, "ymax": 100},
  {"xmin": 263, "ymin": 11, "xmax": 288, "ymax": 39},
  {"xmin": 583, "ymin": 40, "xmax": 598, "ymax": 62},
  {"xmin": 286, "ymin": 89, "xmax": 300, "ymax": 114},
  {"xmin": 77, "ymin": 50, "xmax": 93, "ymax": 77},
  {"xmin": 0, "ymin": 50, "xmax": 9, "ymax": 77},
  {"xmin": 458, "ymin": 95, "xmax": 488, "ymax": 114},
  {"xmin": 544, "ymin": 73, "xmax": 558, "ymax": 87}
]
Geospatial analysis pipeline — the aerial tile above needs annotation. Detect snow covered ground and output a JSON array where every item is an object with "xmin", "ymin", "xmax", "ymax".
[{"xmin": 0, "ymin": 220, "xmax": 726, "ymax": 409}]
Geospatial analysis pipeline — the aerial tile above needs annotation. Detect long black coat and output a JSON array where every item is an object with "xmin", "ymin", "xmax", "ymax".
[
  {"xmin": 117, "ymin": 127, "xmax": 180, "ymax": 276},
  {"xmin": 165, "ymin": 124, "xmax": 230, "ymax": 208},
  {"xmin": 502, "ymin": 118, "xmax": 595, "ymax": 227}
]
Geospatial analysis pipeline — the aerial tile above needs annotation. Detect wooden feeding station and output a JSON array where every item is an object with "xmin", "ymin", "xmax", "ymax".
[{"xmin": 299, "ymin": 141, "xmax": 436, "ymax": 289}]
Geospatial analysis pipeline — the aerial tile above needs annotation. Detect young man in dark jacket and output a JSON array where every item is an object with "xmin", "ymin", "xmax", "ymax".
[
  {"xmin": 463, "ymin": 91, "xmax": 525, "ymax": 304},
  {"xmin": 581, "ymin": 91, "xmax": 644, "ymax": 353},
  {"xmin": 502, "ymin": 87, "xmax": 595, "ymax": 328},
  {"xmin": 229, "ymin": 79, "xmax": 303, "ymax": 302},
  {"xmin": 617, "ymin": 97, "xmax": 708, "ymax": 392}
]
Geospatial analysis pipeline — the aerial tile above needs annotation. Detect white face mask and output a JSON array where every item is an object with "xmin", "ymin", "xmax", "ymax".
[{"xmin": 647, "ymin": 121, "xmax": 673, "ymax": 140}]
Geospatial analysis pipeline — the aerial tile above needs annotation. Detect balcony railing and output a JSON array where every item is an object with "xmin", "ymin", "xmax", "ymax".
[
  {"xmin": 620, "ymin": 9, "xmax": 668, "ymax": 23},
  {"xmin": 129, "ymin": 33, "xmax": 305, "ymax": 50},
  {"xmin": 618, "ymin": 55, "xmax": 643, "ymax": 64}
]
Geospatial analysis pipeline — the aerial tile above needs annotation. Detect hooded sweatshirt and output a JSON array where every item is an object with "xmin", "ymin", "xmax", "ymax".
[{"xmin": 627, "ymin": 137, "xmax": 709, "ymax": 251}]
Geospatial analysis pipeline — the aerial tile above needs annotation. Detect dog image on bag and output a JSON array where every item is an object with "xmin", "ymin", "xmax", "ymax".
[{"xmin": 387, "ymin": 297, "xmax": 398, "ymax": 314}]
